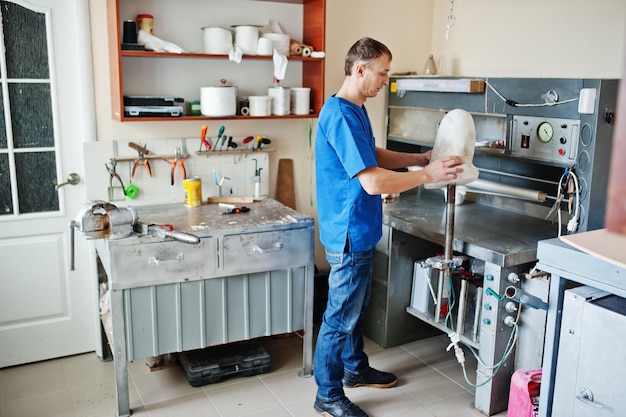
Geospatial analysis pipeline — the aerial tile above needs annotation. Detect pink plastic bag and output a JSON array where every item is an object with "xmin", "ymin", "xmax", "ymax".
[{"xmin": 508, "ymin": 368, "xmax": 542, "ymax": 417}]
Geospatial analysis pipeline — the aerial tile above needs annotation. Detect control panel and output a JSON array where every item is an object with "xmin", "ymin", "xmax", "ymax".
[{"xmin": 510, "ymin": 115, "xmax": 579, "ymax": 165}]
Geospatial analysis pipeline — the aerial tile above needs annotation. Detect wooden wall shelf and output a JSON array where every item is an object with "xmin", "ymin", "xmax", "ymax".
[{"xmin": 107, "ymin": 0, "xmax": 326, "ymax": 122}]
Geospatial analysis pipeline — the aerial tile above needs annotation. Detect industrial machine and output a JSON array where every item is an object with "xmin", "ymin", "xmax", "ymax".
[{"xmin": 366, "ymin": 77, "xmax": 618, "ymax": 415}]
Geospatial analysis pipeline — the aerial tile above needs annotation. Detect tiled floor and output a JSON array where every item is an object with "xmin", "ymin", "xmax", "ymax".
[{"xmin": 0, "ymin": 334, "xmax": 508, "ymax": 417}]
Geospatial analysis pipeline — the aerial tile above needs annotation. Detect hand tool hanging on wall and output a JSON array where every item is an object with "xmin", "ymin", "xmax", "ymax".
[
  {"xmin": 131, "ymin": 144, "xmax": 152, "ymax": 179},
  {"xmin": 170, "ymin": 147, "xmax": 187, "ymax": 185},
  {"xmin": 242, "ymin": 136, "xmax": 254, "ymax": 150},
  {"xmin": 199, "ymin": 125, "xmax": 211, "ymax": 151},
  {"xmin": 106, "ymin": 160, "xmax": 127, "ymax": 197},
  {"xmin": 212, "ymin": 125, "xmax": 225, "ymax": 151},
  {"xmin": 253, "ymin": 135, "xmax": 271, "ymax": 151},
  {"xmin": 218, "ymin": 134, "xmax": 228, "ymax": 151}
]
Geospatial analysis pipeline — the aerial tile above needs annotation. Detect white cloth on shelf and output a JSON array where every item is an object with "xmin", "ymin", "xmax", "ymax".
[
  {"xmin": 229, "ymin": 44, "xmax": 243, "ymax": 63},
  {"xmin": 137, "ymin": 29, "xmax": 184, "ymax": 53}
]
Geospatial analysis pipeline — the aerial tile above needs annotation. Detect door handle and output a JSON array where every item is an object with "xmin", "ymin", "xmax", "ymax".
[
  {"xmin": 148, "ymin": 254, "xmax": 184, "ymax": 265},
  {"xmin": 576, "ymin": 387, "xmax": 604, "ymax": 408},
  {"xmin": 55, "ymin": 173, "xmax": 80, "ymax": 190},
  {"xmin": 253, "ymin": 242, "xmax": 283, "ymax": 253}
]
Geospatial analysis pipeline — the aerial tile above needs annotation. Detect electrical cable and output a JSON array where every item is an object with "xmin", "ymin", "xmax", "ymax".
[
  {"xmin": 445, "ymin": 283, "xmax": 522, "ymax": 389},
  {"xmin": 459, "ymin": 305, "xmax": 521, "ymax": 388},
  {"xmin": 485, "ymin": 81, "xmax": 578, "ymax": 108},
  {"xmin": 566, "ymin": 170, "xmax": 581, "ymax": 233},
  {"xmin": 555, "ymin": 166, "xmax": 581, "ymax": 237}
]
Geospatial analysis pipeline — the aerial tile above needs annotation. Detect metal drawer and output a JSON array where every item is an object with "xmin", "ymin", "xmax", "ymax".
[
  {"xmin": 109, "ymin": 237, "xmax": 217, "ymax": 289},
  {"xmin": 222, "ymin": 228, "xmax": 313, "ymax": 275}
]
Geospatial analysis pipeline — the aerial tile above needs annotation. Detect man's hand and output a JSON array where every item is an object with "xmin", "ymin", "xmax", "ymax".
[{"xmin": 423, "ymin": 156, "xmax": 464, "ymax": 183}]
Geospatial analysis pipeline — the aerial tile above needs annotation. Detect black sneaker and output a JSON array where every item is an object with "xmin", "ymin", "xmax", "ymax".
[
  {"xmin": 342, "ymin": 367, "xmax": 398, "ymax": 389},
  {"xmin": 314, "ymin": 396, "xmax": 368, "ymax": 417}
]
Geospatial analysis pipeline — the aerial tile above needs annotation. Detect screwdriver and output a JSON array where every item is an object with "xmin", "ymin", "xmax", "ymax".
[
  {"xmin": 213, "ymin": 125, "xmax": 225, "ymax": 151},
  {"xmin": 199, "ymin": 125, "xmax": 211, "ymax": 151},
  {"xmin": 242, "ymin": 136, "xmax": 254, "ymax": 150}
]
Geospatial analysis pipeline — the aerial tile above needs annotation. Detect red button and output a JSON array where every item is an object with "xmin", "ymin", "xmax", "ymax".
[{"xmin": 558, "ymin": 148, "xmax": 565, "ymax": 155}]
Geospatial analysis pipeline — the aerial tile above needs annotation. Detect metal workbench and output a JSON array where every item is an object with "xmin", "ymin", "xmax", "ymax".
[
  {"xmin": 95, "ymin": 199, "xmax": 315, "ymax": 417},
  {"xmin": 380, "ymin": 188, "xmax": 558, "ymax": 415}
]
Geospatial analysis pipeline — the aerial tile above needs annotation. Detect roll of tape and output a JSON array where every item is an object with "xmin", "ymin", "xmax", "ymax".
[
  {"xmin": 125, "ymin": 184, "xmax": 139, "ymax": 199},
  {"xmin": 240, "ymin": 106, "xmax": 250, "ymax": 116}
]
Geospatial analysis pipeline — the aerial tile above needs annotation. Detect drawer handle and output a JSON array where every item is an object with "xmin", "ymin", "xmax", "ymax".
[
  {"xmin": 253, "ymin": 242, "xmax": 283, "ymax": 253},
  {"xmin": 148, "ymin": 254, "xmax": 184, "ymax": 265},
  {"xmin": 576, "ymin": 387, "xmax": 604, "ymax": 408}
]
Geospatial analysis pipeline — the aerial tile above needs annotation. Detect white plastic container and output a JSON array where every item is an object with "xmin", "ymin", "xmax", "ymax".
[
  {"xmin": 248, "ymin": 96, "xmax": 271, "ymax": 116},
  {"xmin": 202, "ymin": 27, "xmax": 232, "ymax": 54},
  {"xmin": 234, "ymin": 25, "xmax": 259, "ymax": 55},
  {"xmin": 290, "ymin": 87, "xmax": 311, "ymax": 115},
  {"xmin": 268, "ymin": 86, "xmax": 290, "ymax": 116},
  {"xmin": 201, "ymin": 81, "xmax": 237, "ymax": 117}
]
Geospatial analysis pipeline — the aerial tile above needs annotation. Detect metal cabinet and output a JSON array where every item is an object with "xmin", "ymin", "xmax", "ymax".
[
  {"xmin": 551, "ymin": 286, "xmax": 626, "ymax": 416},
  {"xmin": 536, "ymin": 238, "xmax": 626, "ymax": 417}
]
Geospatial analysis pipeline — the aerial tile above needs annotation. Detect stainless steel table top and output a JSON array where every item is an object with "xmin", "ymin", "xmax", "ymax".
[
  {"xmin": 113, "ymin": 198, "xmax": 314, "ymax": 243},
  {"xmin": 383, "ymin": 189, "xmax": 559, "ymax": 267}
]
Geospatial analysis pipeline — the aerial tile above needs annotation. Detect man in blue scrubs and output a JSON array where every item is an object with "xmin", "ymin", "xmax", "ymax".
[{"xmin": 314, "ymin": 37, "xmax": 464, "ymax": 417}]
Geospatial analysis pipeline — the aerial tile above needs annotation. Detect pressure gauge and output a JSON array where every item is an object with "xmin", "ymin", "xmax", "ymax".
[{"xmin": 537, "ymin": 121, "xmax": 554, "ymax": 143}]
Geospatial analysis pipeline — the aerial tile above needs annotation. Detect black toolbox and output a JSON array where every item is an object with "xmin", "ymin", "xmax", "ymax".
[{"xmin": 178, "ymin": 342, "xmax": 271, "ymax": 387}]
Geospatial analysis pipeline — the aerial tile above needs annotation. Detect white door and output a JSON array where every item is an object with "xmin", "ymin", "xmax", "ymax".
[{"xmin": 0, "ymin": 0, "xmax": 96, "ymax": 367}]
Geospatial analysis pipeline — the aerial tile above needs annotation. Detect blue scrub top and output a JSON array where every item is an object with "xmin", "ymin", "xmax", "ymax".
[{"xmin": 315, "ymin": 96, "xmax": 382, "ymax": 253}]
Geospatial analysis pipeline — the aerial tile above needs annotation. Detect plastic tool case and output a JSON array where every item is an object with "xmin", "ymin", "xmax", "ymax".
[
  {"xmin": 123, "ymin": 96, "xmax": 185, "ymax": 117},
  {"xmin": 179, "ymin": 342, "xmax": 271, "ymax": 387},
  {"xmin": 123, "ymin": 95, "xmax": 184, "ymax": 106}
]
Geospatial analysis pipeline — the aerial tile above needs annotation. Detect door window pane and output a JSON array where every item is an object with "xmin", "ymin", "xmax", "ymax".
[
  {"xmin": 9, "ymin": 83, "xmax": 54, "ymax": 148},
  {"xmin": 0, "ymin": 1, "xmax": 59, "ymax": 216},
  {"xmin": 0, "ymin": 95, "xmax": 6, "ymax": 149},
  {"xmin": 0, "ymin": 153, "xmax": 11, "ymax": 215},
  {"xmin": 2, "ymin": 1, "xmax": 49, "ymax": 79},
  {"xmin": 15, "ymin": 151, "xmax": 58, "ymax": 213}
]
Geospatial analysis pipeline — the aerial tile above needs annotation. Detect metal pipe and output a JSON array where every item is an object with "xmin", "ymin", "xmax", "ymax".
[
  {"xmin": 435, "ymin": 269, "xmax": 445, "ymax": 323},
  {"xmin": 444, "ymin": 183, "xmax": 456, "ymax": 261},
  {"xmin": 436, "ymin": 184, "xmax": 456, "ymax": 323},
  {"xmin": 477, "ymin": 167, "xmax": 559, "ymax": 186},
  {"xmin": 456, "ymin": 278, "xmax": 468, "ymax": 336},
  {"xmin": 472, "ymin": 289, "xmax": 482, "ymax": 342}
]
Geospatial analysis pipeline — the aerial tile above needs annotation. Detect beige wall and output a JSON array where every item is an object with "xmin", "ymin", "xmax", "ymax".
[
  {"xmin": 431, "ymin": 0, "xmax": 626, "ymax": 79},
  {"xmin": 88, "ymin": 0, "xmax": 625, "ymax": 269}
]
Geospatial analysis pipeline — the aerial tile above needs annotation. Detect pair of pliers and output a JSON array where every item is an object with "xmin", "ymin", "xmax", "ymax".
[
  {"xmin": 105, "ymin": 160, "xmax": 126, "ymax": 195},
  {"xmin": 131, "ymin": 145, "xmax": 152, "ymax": 179},
  {"xmin": 170, "ymin": 147, "xmax": 186, "ymax": 185}
]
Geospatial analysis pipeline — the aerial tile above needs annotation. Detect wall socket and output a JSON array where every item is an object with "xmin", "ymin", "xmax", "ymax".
[{"xmin": 578, "ymin": 88, "xmax": 597, "ymax": 114}]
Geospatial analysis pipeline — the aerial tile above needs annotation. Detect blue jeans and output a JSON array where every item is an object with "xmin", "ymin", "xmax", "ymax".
[{"xmin": 314, "ymin": 247, "xmax": 375, "ymax": 401}]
